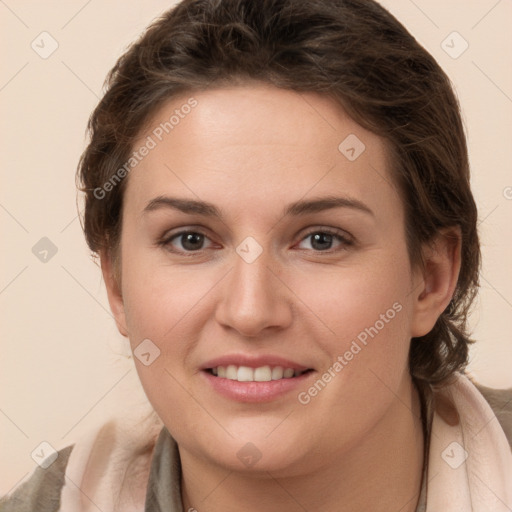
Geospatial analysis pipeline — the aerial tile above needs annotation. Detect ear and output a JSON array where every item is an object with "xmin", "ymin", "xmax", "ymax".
[
  {"xmin": 100, "ymin": 249, "xmax": 129, "ymax": 337},
  {"xmin": 410, "ymin": 227, "xmax": 462, "ymax": 338}
]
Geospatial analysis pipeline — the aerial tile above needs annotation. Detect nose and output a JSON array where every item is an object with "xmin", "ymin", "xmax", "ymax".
[{"xmin": 214, "ymin": 245, "xmax": 293, "ymax": 338}]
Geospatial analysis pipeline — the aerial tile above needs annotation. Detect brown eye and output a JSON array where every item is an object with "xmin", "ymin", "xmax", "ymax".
[
  {"xmin": 178, "ymin": 232, "xmax": 206, "ymax": 251},
  {"xmin": 161, "ymin": 231, "xmax": 213, "ymax": 253}
]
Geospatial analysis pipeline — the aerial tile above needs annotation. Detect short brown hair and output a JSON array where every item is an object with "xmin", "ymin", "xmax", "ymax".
[{"xmin": 77, "ymin": 0, "xmax": 480, "ymax": 387}]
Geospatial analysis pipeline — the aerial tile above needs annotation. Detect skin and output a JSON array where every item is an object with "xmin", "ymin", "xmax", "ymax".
[{"xmin": 101, "ymin": 83, "xmax": 461, "ymax": 511}]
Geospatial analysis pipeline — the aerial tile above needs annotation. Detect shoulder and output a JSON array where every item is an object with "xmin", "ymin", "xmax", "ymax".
[
  {"xmin": 471, "ymin": 379, "xmax": 512, "ymax": 449},
  {"xmin": 0, "ymin": 411, "xmax": 162, "ymax": 510},
  {"xmin": 0, "ymin": 445, "xmax": 73, "ymax": 512}
]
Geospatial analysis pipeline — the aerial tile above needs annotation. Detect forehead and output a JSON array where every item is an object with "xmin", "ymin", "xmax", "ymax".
[{"xmin": 125, "ymin": 84, "xmax": 400, "ymax": 220}]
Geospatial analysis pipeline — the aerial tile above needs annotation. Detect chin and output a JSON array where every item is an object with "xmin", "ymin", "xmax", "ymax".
[{"xmin": 200, "ymin": 426, "xmax": 312, "ymax": 475}]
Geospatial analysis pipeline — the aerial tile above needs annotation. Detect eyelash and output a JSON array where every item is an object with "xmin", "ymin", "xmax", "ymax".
[{"xmin": 157, "ymin": 227, "xmax": 354, "ymax": 257}]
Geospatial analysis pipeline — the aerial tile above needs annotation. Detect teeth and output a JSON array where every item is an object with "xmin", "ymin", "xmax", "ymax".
[
  {"xmin": 237, "ymin": 366, "xmax": 254, "ymax": 382},
  {"xmin": 283, "ymin": 368, "xmax": 294, "ymax": 378},
  {"xmin": 211, "ymin": 365, "xmax": 305, "ymax": 382},
  {"xmin": 254, "ymin": 366, "xmax": 272, "ymax": 382},
  {"xmin": 271, "ymin": 366, "xmax": 284, "ymax": 380},
  {"xmin": 226, "ymin": 365, "xmax": 238, "ymax": 380}
]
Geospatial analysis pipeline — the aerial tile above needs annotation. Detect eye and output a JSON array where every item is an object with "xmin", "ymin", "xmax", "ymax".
[
  {"xmin": 159, "ymin": 230, "xmax": 214, "ymax": 253},
  {"xmin": 296, "ymin": 229, "xmax": 353, "ymax": 252},
  {"xmin": 158, "ymin": 227, "xmax": 353, "ymax": 256}
]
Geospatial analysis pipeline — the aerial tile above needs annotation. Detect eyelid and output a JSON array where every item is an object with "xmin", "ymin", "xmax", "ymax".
[{"xmin": 299, "ymin": 227, "xmax": 354, "ymax": 244}]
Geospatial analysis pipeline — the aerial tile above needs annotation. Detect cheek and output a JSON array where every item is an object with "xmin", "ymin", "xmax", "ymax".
[
  {"xmin": 119, "ymin": 219, "xmax": 209, "ymax": 340},
  {"xmin": 122, "ymin": 263, "xmax": 211, "ymax": 346},
  {"xmin": 290, "ymin": 251, "xmax": 414, "ymax": 403},
  {"xmin": 119, "ymin": 255, "xmax": 212, "ymax": 436},
  {"xmin": 295, "ymin": 251, "xmax": 412, "ymax": 346}
]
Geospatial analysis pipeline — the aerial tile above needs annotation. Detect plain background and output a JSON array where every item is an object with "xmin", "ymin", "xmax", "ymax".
[{"xmin": 1, "ymin": 0, "xmax": 511, "ymax": 494}]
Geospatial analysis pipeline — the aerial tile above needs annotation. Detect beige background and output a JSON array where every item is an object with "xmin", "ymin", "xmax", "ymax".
[{"xmin": 1, "ymin": 0, "xmax": 511, "ymax": 494}]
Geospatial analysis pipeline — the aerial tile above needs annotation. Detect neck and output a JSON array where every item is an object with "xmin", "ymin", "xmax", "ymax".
[{"xmin": 180, "ymin": 377, "xmax": 425, "ymax": 512}]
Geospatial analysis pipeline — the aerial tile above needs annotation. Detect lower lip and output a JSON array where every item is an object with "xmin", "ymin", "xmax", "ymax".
[{"xmin": 202, "ymin": 370, "xmax": 314, "ymax": 403}]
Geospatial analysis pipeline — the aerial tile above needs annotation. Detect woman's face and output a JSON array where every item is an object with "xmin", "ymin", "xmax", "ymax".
[{"xmin": 107, "ymin": 83, "xmax": 430, "ymax": 476}]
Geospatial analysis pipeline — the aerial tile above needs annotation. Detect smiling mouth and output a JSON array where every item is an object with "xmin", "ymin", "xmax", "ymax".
[{"xmin": 205, "ymin": 365, "xmax": 313, "ymax": 382}]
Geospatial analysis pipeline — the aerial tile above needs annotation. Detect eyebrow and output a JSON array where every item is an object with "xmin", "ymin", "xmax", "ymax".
[{"xmin": 143, "ymin": 195, "xmax": 374, "ymax": 219}]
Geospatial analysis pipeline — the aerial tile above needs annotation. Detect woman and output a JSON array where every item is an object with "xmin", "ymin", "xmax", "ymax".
[{"xmin": 1, "ymin": 0, "xmax": 511, "ymax": 510}]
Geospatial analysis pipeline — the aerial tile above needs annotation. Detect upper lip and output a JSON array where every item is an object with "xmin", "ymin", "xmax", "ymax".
[{"xmin": 201, "ymin": 354, "xmax": 313, "ymax": 372}]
